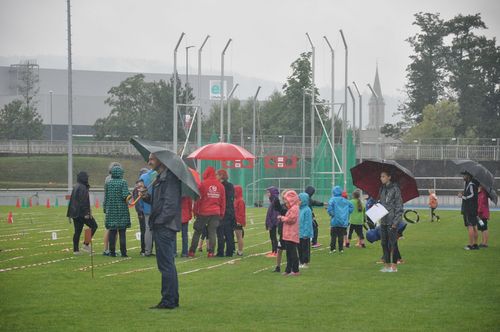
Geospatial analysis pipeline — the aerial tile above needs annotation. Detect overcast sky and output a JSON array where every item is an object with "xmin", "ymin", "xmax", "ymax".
[{"xmin": 1, "ymin": 0, "xmax": 499, "ymax": 101}]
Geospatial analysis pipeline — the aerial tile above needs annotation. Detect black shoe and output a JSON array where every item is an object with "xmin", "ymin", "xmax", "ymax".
[
  {"xmin": 272, "ymin": 266, "xmax": 281, "ymax": 273},
  {"xmin": 150, "ymin": 302, "xmax": 176, "ymax": 310},
  {"xmin": 472, "ymin": 244, "xmax": 479, "ymax": 250},
  {"xmin": 216, "ymin": 253, "xmax": 224, "ymax": 258},
  {"xmin": 109, "ymin": 252, "xmax": 117, "ymax": 257}
]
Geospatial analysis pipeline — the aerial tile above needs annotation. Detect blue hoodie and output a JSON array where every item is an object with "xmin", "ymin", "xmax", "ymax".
[
  {"xmin": 139, "ymin": 170, "xmax": 156, "ymax": 215},
  {"xmin": 298, "ymin": 192, "xmax": 314, "ymax": 239},
  {"xmin": 327, "ymin": 186, "xmax": 354, "ymax": 228}
]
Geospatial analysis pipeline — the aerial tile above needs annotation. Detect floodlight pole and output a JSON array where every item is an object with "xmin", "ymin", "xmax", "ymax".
[
  {"xmin": 302, "ymin": 88, "xmax": 306, "ymax": 190},
  {"xmin": 227, "ymin": 83, "xmax": 239, "ymax": 143},
  {"xmin": 197, "ymin": 35, "xmax": 210, "ymax": 173},
  {"xmin": 324, "ymin": 35, "xmax": 335, "ymax": 186},
  {"xmin": 220, "ymin": 38, "xmax": 232, "ymax": 142},
  {"xmin": 340, "ymin": 29, "xmax": 348, "ymax": 191},
  {"xmin": 49, "ymin": 90, "xmax": 53, "ymax": 143},
  {"xmin": 66, "ymin": 0, "xmax": 73, "ymax": 191},
  {"xmin": 252, "ymin": 86, "xmax": 261, "ymax": 205},
  {"xmin": 352, "ymin": 81, "xmax": 363, "ymax": 162},
  {"xmin": 347, "ymin": 86, "xmax": 356, "ymax": 145},
  {"xmin": 173, "ymin": 32, "xmax": 185, "ymax": 152},
  {"xmin": 306, "ymin": 33, "xmax": 315, "ymax": 161},
  {"xmin": 367, "ymin": 83, "xmax": 380, "ymax": 159}
]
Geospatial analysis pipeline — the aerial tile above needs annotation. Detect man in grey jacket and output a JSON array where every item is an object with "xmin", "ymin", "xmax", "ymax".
[
  {"xmin": 378, "ymin": 170, "xmax": 403, "ymax": 273},
  {"xmin": 141, "ymin": 153, "xmax": 181, "ymax": 309}
]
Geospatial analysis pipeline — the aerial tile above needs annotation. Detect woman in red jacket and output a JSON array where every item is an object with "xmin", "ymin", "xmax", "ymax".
[
  {"xmin": 233, "ymin": 185, "xmax": 246, "ymax": 256},
  {"xmin": 188, "ymin": 166, "xmax": 225, "ymax": 258}
]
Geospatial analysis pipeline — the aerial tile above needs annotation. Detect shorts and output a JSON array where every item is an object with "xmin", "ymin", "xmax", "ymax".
[
  {"xmin": 478, "ymin": 219, "xmax": 488, "ymax": 232},
  {"xmin": 463, "ymin": 214, "xmax": 478, "ymax": 227}
]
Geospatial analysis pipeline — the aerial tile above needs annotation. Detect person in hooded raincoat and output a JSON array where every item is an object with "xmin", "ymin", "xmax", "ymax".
[
  {"xmin": 304, "ymin": 186, "xmax": 325, "ymax": 248},
  {"xmin": 103, "ymin": 165, "xmax": 131, "ymax": 257},
  {"xmin": 327, "ymin": 186, "xmax": 354, "ymax": 253},
  {"xmin": 298, "ymin": 192, "xmax": 313, "ymax": 268}
]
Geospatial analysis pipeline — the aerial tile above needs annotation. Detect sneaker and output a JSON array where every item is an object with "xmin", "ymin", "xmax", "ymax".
[
  {"xmin": 236, "ymin": 251, "xmax": 243, "ymax": 256},
  {"xmin": 329, "ymin": 249, "xmax": 336, "ymax": 254},
  {"xmin": 140, "ymin": 252, "xmax": 146, "ymax": 257},
  {"xmin": 149, "ymin": 302, "xmax": 176, "ymax": 310},
  {"xmin": 121, "ymin": 254, "xmax": 129, "ymax": 258},
  {"xmin": 109, "ymin": 253, "xmax": 117, "ymax": 257},
  {"xmin": 464, "ymin": 245, "xmax": 472, "ymax": 250},
  {"xmin": 81, "ymin": 244, "xmax": 91, "ymax": 253},
  {"xmin": 289, "ymin": 272, "xmax": 300, "ymax": 276},
  {"xmin": 272, "ymin": 266, "xmax": 281, "ymax": 273},
  {"xmin": 345, "ymin": 243, "xmax": 350, "ymax": 248},
  {"xmin": 397, "ymin": 259, "xmax": 405, "ymax": 264},
  {"xmin": 479, "ymin": 244, "xmax": 488, "ymax": 248},
  {"xmin": 102, "ymin": 251, "xmax": 110, "ymax": 256},
  {"xmin": 181, "ymin": 254, "xmax": 189, "ymax": 258},
  {"xmin": 299, "ymin": 264, "xmax": 309, "ymax": 269},
  {"xmin": 282, "ymin": 272, "xmax": 290, "ymax": 276},
  {"xmin": 207, "ymin": 252, "xmax": 215, "ymax": 258},
  {"xmin": 472, "ymin": 244, "xmax": 480, "ymax": 250},
  {"xmin": 265, "ymin": 252, "xmax": 276, "ymax": 258},
  {"xmin": 311, "ymin": 243, "xmax": 322, "ymax": 248},
  {"xmin": 340, "ymin": 250, "xmax": 344, "ymax": 253},
  {"xmin": 380, "ymin": 267, "xmax": 391, "ymax": 272},
  {"xmin": 187, "ymin": 251, "xmax": 195, "ymax": 258},
  {"xmin": 73, "ymin": 251, "xmax": 81, "ymax": 255}
]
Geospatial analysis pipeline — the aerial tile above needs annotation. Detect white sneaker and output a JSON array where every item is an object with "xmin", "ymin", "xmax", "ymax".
[
  {"xmin": 380, "ymin": 267, "xmax": 390, "ymax": 272},
  {"xmin": 300, "ymin": 264, "xmax": 309, "ymax": 269},
  {"xmin": 81, "ymin": 244, "xmax": 91, "ymax": 253},
  {"xmin": 73, "ymin": 251, "xmax": 81, "ymax": 255},
  {"xmin": 329, "ymin": 249, "xmax": 336, "ymax": 254}
]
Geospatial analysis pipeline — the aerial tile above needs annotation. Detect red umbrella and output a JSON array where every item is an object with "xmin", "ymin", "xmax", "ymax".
[
  {"xmin": 187, "ymin": 142, "xmax": 256, "ymax": 161},
  {"xmin": 350, "ymin": 159, "xmax": 419, "ymax": 203}
]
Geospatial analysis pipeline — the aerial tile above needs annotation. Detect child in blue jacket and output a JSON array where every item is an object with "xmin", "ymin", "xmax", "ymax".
[
  {"xmin": 298, "ymin": 192, "xmax": 313, "ymax": 268},
  {"xmin": 327, "ymin": 186, "xmax": 354, "ymax": 253}
]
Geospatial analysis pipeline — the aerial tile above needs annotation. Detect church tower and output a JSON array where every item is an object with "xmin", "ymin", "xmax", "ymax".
[{"xmin": 367, "ymin": 66, "xmax": 385, "ymax": 132}]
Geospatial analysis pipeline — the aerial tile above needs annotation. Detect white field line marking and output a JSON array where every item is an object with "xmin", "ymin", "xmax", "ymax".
[
  {"xmin": 41, "ymin": 242, "xmax": 71, "ymax": 247},
  {"xmin": 39, "ymin": 229, "xmax": 69, "ymax": 233},
  {"xmin": 0, "ymin": 257, "xmax": 75, "ymax": 273},
  {"xmin": 0, "ymin": 237, "xmax": 21, "ymax": 242},
  {"xmin": 1, "ymin": 248, "xmax": 29, "ymax": 252},
  {"xmin": 179, "ymin": 258, "xmax": 242, "ymax": 275},
  {"xmin": 38, "ymin": 236, "xmax": 71, "ymax": 242},
  {"xmin": 104, "ymin": 266, "xmax": 155, "ymax": 277},
  {"xmin": 0, "ymin": 232, "xmax": 30, "ymax": 238},
  {"xmin": 0, "ymin": 256, "xmax": 23, "ymax": 263},
  {"xmin": 76, "ymin": 257, "xmax": 132, "ymax": 271}
]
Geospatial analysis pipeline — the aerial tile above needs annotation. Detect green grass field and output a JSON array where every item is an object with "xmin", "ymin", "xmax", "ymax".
[{"xmin": 0, "ymin": 206, "xmax": 499, "ymax": 331}]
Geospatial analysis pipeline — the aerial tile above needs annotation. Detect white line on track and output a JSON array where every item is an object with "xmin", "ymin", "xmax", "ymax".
[
  {"xmin": 76, "ymin": 257, "xmax": 132, "ymax": 271},
  {"xmin": 0, "ymin": 257, "xmax": 75, "ymax": 273}
]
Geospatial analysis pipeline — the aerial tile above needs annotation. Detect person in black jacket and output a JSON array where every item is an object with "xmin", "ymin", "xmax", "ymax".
[
  {"xmin": 67, "ymin": 171, "xmax": 98, "ymax": 255},
  {"xmin": 305, "ymin": 186, "xmax": 325, "ymax": 248},
  {"xmin": 141, "ymin": 153, "xmax": 181, "ymax": 310},
  {"xmin": 216, "ymin": 169, "xmax": 236, "ymax": 257},
  {"xmin": 458, "ymin": 171, "xmax": 480, "ymax": 250}
]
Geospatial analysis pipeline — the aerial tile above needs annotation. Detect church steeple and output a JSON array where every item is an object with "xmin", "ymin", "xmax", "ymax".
[{"xmin": 368, "ymin": 64, "xmax": 385, "ymax": 130}]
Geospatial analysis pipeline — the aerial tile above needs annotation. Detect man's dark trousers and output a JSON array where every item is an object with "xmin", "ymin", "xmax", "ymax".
[{"xmin": 154, "ymin": 225, "xmax": 179, "ymax": 307}]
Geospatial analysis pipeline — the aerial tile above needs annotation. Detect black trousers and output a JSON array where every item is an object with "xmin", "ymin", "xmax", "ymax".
[
  {"xmin": 138, "ymin": 212, "xmax": 146, "ymax": 253},
  {"xmin": 348, "ymin": 224, "xmax": 365, "ymax": 240},
  {"xmin": 284, "ymin": 240, "xmax": 299, "ymax": 273},
  {"xmin": 109, "ymin": 228, "xmax": 127, "ymax": 256},
  {"xmin": 312, "ymin": 219, "xmax": 319, "ymax": 244},
  {"xmin": 330, "ymin": 227, "xmax": 345, "ymax": 251},
  {"xmin": 72, "ymin": 217, "xmax": 98, "ymax": 252},
  {"xmin": 217, "ymin": 221, "xmax": 235, "ymax": 257},
  {"xmin": 298, "ymin": 238, "xmax": 311, "ymax": 264},
  {"xmin": 269, "ymin": 226, "xmax": 278, "ymax": 253},
  {"xmin": 380, "ymin": 224, "xmax": 398, "ymax": 264}
]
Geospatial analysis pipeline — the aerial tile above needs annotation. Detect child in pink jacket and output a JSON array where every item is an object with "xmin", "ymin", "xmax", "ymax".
[
  {"xmin": 477, "ymin": 186, "xmax": 490, "ymax": 248},
  {"xmin": 277, "ymin": 190, "xmax": 300, "ymax": 276}
]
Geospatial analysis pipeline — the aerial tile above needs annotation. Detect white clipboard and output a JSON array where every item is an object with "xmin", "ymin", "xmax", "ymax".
[{"xmin": 366, "ymin": 203, "xmax": 389, "ymax": 223}]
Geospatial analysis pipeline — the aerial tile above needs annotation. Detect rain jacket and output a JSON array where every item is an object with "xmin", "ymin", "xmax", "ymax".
[
  {"xmin": 220, "ymin": 179, "xmax": 235, "ymax": 225},
  {"xmin": 139, "ymin": 170, "xmax": 155, "ymax": 215},
  {"xmin": 378, "ymin": 181, "xmax": 403, "ymax": 226},
  {"xmin": 298, "ymin": 192, "xmax": 313, "ymax": 239},
  {"xmin": 194, "ymin": 166, "xmax": 226, "ymax": 218},
  {"xmin": 104, "ymin": 166, "xmax": 131, "ymax": 230},
  {"xmin": 145, "ymin": 169, "xmax": 182, "ymax": 231},
  {"xmin": 327, "ymin": 186, "xmax": 354, "ymax": 228},
  {"xmin": 182, "ymin": 197, "xmax": 193, "ymax": 224},
  {"xmin": 234, "ymin": 185, "xmax": 246, "ymax": 227},
  {"xmin": 305, "ymin": 185, "xmax": 324, "ymax": 218},
  {"xmin": 349, "ymin": 198, "xmax": 365, "ymax": 225},
  {"xmin": 461, "ymin": 179, "xmax": 479, "ymax": 217},
  {"xmin": 280, "ymin": 190, "xmax": 300, "ymax": 243},
  {"xmin": 477, "ymin": 189, "xmax": 490, "ymax": 220},
  {"xmin": 265, "ymin": 186, "xmax": 280, "ymax": 230},
  {"xmin": 67, "ymin": 171, "xmax": 91, "ymax": 218}
]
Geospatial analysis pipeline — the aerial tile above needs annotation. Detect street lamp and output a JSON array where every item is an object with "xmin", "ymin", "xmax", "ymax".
[
  {"xmin": 252, "ymin": 86, "xmax": 261, "ymax": 206},
  {"xmin": 305, "ymin": 33, "xmax": 315, "ymax": 161},
  {"xmin": 185, "ymin": 45, "xmax": 195, "ymax": 103},
  {"xmin": 220, "ymin": 38, "xmax": 232, "ymax": 142},
  {"xmin": 352, "ymin": 81, "xmax": 363, "ymax": 162},
  {"xmin": 173, "ymin": 32, "xmax": 186, "ymax": 152},
  {"xmin": 339, "ymin": 29, "xmax": 348, "ymax": 191},
  {"xmin": 227, "ymin": 83, "xmax": 239, "ymax": 143},
  {"xmin": 49, "ymin": 90, "xmax": 53, "ymax": 143},
  {"xmin": 197, "ymin": 35, "xmax": 210, "ymax": 174}
]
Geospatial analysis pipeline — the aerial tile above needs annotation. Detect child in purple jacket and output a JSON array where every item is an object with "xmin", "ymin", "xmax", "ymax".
[{"xmin": 265, "ymin": 186, "xmax": 280, "ymax": 257}]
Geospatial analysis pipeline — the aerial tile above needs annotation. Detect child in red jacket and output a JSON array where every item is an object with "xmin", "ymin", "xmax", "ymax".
[{"xmin": 233, "ymin": 185, "xmax": 246, "ymax": 256}]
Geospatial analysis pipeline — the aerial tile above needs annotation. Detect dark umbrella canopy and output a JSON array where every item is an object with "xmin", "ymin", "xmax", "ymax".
[
  {"xmin": 130, "ymin": 138, "xmax": 199, "ymax": 199},
  {"xmin": 452, "ymin": 159, "xmax": 497, "ymax": 204},
  {"xmin": 350, "ymin": 159, "xmax": 420, "ymax": 203}
]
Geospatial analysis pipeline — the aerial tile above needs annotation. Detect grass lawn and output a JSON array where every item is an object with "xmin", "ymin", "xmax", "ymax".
[
  {"xmin": 0, "ymin": 206, "xmax": 499, "ymax": 331},
  {"xmin": 0, "ymin": 155, "xmax": 146, "ymax": 189}
]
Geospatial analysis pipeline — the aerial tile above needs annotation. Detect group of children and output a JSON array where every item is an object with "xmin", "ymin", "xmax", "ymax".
[{"xmin": 264, "ymin": 185, "xmax": 368, "ymax": 276}]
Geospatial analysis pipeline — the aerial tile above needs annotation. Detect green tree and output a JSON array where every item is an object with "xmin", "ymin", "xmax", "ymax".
[
  {"xmin": 404, "ymin": 100, "xmax": 461, "ymax": 142},
  {"xmin": 0, "ymin": 99, "xmax": 44, "ymax": 142}
]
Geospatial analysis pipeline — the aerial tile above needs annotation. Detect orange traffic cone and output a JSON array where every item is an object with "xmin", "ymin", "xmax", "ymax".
[
  {"xmin": 29, "ymin": 197, "xmax": 33, "ymax": 208},
  {"xmin": 46, "ymin": 198, "xmax": 51, "ymax": 208},
  {"xmin": 7, "ymin": 211, "xmax": 13, "ymax": 224},
  {"xmin": 95, "ymin": 198, "xmax": 100, "ymax": 209},
  {"xmin": 16, "ymin": 198, "xmax": 21, "ymax": 208}
]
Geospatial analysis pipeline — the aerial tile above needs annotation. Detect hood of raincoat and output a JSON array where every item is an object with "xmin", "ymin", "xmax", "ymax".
[
  {"xmin": 202, "ymin": 166, "xmax": 216, "ymax": 180},
  {"xmin": 299, "ymin": 192, "xmax": 309, "ymax": 208},
  {"xmin": 305, "ymin": 186, "xmax": 315, "ymax": 197},
  {"xmin": 332, "ymin": 186, "xmax": 342, "ymax": 197},
  {"xmin": 111, "ymin": 166, "xmax": 124, "ymax": 179},
  {"xmin": 267, "ymin": 186, "xmax": 280, "ymax": 201},
  {"xmin": 283, "ymin": 190, "xmax": 300, "ymax": 207},
  {"xmin": 76, "ymin": 171, "xmax": 89, "ymax": 187}
]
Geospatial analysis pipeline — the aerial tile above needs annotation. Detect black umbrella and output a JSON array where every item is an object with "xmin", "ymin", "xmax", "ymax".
[
  {"xmin": 452, "ymin": 159, "xmax": 497, "ymax": 204},
  {"xmin": 130, "ymin": 138, "xmax": 200, "ymax": 199},
  {"xmin": 350, "ymin": 159, "xmax": 419, "ymax": 203}
]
